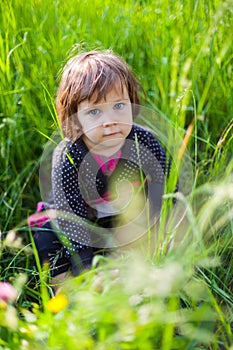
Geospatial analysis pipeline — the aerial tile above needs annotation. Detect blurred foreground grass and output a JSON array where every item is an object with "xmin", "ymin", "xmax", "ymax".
[{"xmin": 0, "ymin": 0, "xmax": 232, "ymax": 349}]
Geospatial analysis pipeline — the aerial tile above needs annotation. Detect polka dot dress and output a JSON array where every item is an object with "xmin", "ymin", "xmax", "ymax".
[{"xmin": 52, "ymin": 124, "xmax": 168, "ymax": 258}]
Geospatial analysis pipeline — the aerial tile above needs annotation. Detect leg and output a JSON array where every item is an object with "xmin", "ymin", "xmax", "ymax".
[{"xmin": 32, "ymin": 222, "xmax": 71, "ymax": 288}]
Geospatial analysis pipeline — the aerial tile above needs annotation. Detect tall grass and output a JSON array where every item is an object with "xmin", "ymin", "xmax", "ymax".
[{"xmin": 0, "ymin": 0, "xmax": 232, "ymax": 349}]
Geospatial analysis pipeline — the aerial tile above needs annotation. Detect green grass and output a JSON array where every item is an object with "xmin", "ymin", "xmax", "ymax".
[{"xmin": 0, "ymin": 0, "xmax": 232, "ymax": 349}]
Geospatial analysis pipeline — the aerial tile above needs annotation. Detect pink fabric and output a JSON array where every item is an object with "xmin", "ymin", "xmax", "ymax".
[
  {"xmin": 89, "ymin": 191, "xmax": 112, "ymax": 204},
  {"xmin": 92, "ymin": 150, "xmax": 122, "ymax": 174},
  {"xmin": 91, "ymin": 150, "xmax": 122, "ymax": 203},
  {"xmin": 92, "ymin": 154, "xmax": 107, "ymax": 172},
  {"xmin": 108, "ymin": 157, "xmax": 116, "ymax": 171},
  {"xmin": 28, "ymin": 202, "xmax": 49, "ymax": 227},
  {"xmin": 36, "ymin": 202, "xmax": 46, "ymax": 212},
  {"xmin": 27, "ymin": 214, "xmax": 50, "ymax": 227}
]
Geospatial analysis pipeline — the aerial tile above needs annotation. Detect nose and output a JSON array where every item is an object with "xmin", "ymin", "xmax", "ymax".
[{"xmin": 102, "ymin": 120, "xmax": 118, "ymax": 127}]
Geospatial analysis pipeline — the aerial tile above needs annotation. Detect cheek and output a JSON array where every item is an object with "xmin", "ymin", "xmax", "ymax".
[
  {"xmin": 121, "ymin": 123, "xmax": 132, "ymax": 137},
  {"xmin": 81, "ymin": 120, "xmax": 95, "ymax": 132},
  {"xmin": 84, "ymin": 125, "xmax": 101, "ymax": 138},
  {"xmin": 121, "ymin": 112, "xmax": 133, "ymax": 127}
]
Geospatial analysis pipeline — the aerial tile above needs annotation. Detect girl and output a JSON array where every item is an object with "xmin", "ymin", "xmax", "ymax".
[{"xmin": 29, "ymin": 50, "xmax": 169, "ymax": 283}]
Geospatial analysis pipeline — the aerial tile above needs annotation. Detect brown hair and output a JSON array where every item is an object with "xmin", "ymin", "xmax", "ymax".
[{"xmin": 56, "ymin": 50, "xmax": 142, "ymax": 125}]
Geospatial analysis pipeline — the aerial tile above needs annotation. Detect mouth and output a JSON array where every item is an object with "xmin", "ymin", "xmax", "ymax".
[{"xmin": 103, "ymin": 132, "xmax": 121, "ymax": 137}]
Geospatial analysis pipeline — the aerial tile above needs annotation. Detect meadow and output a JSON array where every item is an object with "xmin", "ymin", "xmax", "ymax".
[{"xmin": 0, "ymin": 0, "xmax": 232, "ymax": 349}]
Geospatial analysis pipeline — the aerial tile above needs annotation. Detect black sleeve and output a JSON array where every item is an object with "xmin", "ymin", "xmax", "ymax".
[
  {"xmin": 145, "ymin": 129, "xmax": 178, "ymax": 189},
  {"xmin": 52, "ymin": 141, "xmax": 94, "ymax": 270}
]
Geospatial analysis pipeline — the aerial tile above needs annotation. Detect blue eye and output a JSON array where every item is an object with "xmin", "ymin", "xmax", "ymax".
[
  {"xmin": 113, "ymin": 103, "xmax": 124, "ymax": 110},
  {"xmin": 88, "ymin": 108, "xmax": 100, "ymax": 116}
]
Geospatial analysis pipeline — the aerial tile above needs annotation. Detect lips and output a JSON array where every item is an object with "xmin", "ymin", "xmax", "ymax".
[{"xmin": 104, "ymin": 132, "xmax": 121, "ymax": 137}]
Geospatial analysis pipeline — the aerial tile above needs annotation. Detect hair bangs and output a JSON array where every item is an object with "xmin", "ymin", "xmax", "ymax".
[{"xmin": 79, "ymin": 61, "xmax": 126, "ymax": 105}]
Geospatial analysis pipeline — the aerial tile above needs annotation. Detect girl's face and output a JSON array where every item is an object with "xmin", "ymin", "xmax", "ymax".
[{"xmin": 78, "ymin": 82, "xmax": 132, "ymax": 156}]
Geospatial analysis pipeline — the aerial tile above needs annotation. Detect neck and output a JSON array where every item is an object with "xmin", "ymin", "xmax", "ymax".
[{"xmin": 89, "ymin": 140, "xmax": 125, "ymax": 157}]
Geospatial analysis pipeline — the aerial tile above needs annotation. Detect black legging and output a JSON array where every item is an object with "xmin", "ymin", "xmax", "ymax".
[{"xmin": 33, "ymin": 222, "xmax": 94, "ymax": 277}]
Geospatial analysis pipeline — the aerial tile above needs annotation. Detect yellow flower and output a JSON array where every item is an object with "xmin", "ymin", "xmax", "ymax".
[{"xmin": 46, "ymin": 294, "xmax": 68, "ymax": 313}]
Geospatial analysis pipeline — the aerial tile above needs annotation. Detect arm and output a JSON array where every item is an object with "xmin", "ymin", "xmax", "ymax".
[{"xmin": 52, "ymin": 140, "xmax": 94, "ymax": 275}]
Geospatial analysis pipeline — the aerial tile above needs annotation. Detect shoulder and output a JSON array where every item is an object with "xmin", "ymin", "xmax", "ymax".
[
  {"xmin": 52, "ymin": 138, "xmax": 70, "ymax": 167},
  {"xmin": 53, "ymin": 137, "xmax": 88, "ymax": 167},
  {"xmin": 128, "ymin": 124, "xmax": 165, "ymax": 156},
  {"xmin": 129, "ymin": 123, "xmax": 157, "ymax": 140}
]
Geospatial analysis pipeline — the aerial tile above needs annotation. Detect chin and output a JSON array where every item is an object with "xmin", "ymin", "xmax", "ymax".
[{"xmin": 101, "ymin": 138, "xmax": 124, "ymax": 148}]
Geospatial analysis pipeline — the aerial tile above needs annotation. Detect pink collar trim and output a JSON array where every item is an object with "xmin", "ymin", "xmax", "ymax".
[{"xmin": 92, "ymin": 150, "xmax": 122, "ymax": 174}]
